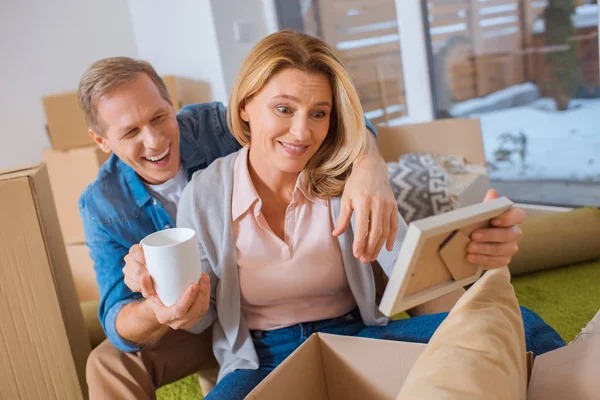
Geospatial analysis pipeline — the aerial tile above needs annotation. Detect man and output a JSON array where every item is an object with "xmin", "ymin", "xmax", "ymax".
[{"xmin": 79, "ymin": 57, "xmax": 524, "ymax": 399}]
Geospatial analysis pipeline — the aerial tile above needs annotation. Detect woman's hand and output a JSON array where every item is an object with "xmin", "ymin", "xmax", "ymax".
[{"xmin": 467, "ymin": 189, "xmax": 526, "ymax": 269}]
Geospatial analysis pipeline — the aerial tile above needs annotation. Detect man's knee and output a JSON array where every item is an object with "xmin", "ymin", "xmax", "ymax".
[{"xmin": 86, "ymin": 339, "xmax": 124, "ymax": 379}]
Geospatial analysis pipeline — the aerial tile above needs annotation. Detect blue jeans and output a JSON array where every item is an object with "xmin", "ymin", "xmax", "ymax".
[{"xmin": 205, "ymin": 307, "xmax": 565, "ymax": 400}]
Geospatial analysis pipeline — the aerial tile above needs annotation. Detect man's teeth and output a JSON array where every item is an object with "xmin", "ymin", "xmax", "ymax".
[
  {"xmin": 146, "ymin": 147, "xmax": 169, "ymax": 161},
  {"xmin": 281, "ymin": 143, "xmax": 306, "ymax": 151}
]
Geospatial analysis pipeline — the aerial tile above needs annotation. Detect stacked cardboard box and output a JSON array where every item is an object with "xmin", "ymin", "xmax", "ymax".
[
  {"xmin": 41, "ymin": 75, "xmax": 190, "ymax": 302},
  {"xmin": 0, "ymin": 164, "xmax": 91, "ymax": 399},
  {"xmin": 42, "ymin": 92, "xmax": 107, "ymax": 302}
]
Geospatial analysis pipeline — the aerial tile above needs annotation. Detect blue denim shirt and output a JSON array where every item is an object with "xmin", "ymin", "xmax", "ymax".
[{"xmin": 79, "ymin": 102, "xmax": 377, "ymax": 352}]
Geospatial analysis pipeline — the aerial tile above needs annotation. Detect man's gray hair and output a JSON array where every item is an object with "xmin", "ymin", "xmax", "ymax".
[{"xmin": 77, "ymin": 57, "xmax": 172, "ymax": 135}]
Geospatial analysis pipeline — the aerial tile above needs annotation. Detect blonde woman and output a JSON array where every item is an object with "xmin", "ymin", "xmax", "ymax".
[{"xmin": 176, "ymin": 31, "xmax": 564, "ymax": 399}]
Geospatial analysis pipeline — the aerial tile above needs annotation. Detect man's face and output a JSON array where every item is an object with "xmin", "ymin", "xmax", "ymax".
[{"xmin": 91, "ymin": 73, "xmax": 181, "ymax": 184}]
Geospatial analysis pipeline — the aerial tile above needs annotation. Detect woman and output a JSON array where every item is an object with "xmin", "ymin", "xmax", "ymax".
[{"xmin": 177, "ymin": 30, "xmax": 564, "ymax": 399}]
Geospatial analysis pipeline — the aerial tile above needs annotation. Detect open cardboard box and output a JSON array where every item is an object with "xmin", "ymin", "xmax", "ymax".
[
  {"xmin": 247, "ymin": 315, "xmax": 597, "ymax": 399},
  {"xmin": 377, "ymin": 119, "xmax": 490, "ymax": 208},
  {"xmin": 247, "ymin": 333, "xmax": 426, "ymax": 399},
  {"xmin": 247, "ymin": 335, "xmax": 538, "ymax": 399}
]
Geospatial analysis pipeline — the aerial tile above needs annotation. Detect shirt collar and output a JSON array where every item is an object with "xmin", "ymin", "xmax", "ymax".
[
  {"xmin": 231, "ymin": 148, "xmax": 326, "ymax": 221},
  {"xmin": 232, "ymin": 147, "xmax": 260, "ymax": 221},
  {"xmin": 117, "ymin": 157, "xmax": 153, "ymax": 208},
  {"xmin": 295, "ymin": 170, "xmax": 326, "ymax": 206}
]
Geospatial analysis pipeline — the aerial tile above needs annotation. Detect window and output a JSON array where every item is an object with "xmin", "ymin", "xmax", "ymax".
[
  {"xmin": 277, "ymin": 0, "xmax": 600, "ymax": 206},
  {"xmin": 276, "ymin": 0, "xmax": 409, "ymax": 125},
  {"xmin": 424, "ymin": 0, "xmax": 600, "ymax": 206}
]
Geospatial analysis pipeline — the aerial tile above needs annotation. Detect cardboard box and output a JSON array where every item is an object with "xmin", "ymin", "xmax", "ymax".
[
  {"xmin": 43, "ymin": 145, "xmax": 110, "ymax": 244},
  {"xmin": 42, "ymin": 75, "xmax": 199, "ymax": 151},
  {"xmin": 66, "ymin": 244, "xmax": 100, "ymax": 302},
  {"xmin": 247, "ymin": 333, "xmax": 426, "ymax": 399},
  {"xmin": 248, "ymin": 334, "xmax": 538, "ymax": 399},
  {"xmin": 163, "ymin": 75, "xmax": 182, "ymax": 110},
  {"xmin": 528, "ymin": 334, "xmax": 600, "ymax": 399},
  {"xmin": 376, "ymin": 119, "xmax": 486, "ymax": 165},
  {"xmin": 42, "ymin": 91, "xmax": 93, "ymax": 150},
  {"xmin": 377, "ymin": 119, "xmax": 490, "ymax": 208},
  {"xmin": 0, "ymin": 164, "xmax": 91, "ymax": 399},
  {"xmin": 448, "ymin": 168, "xmax": 490, "ymax": 208},
  {"xmin": 247, "ymin": 306, "xmax": 589, "ymax": 399}
]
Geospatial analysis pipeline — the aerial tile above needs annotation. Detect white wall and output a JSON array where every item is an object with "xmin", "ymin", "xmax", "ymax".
[
  {"xmin": 1, "ymin": 0, "xmax": 278, "ymax": 171},
  {"xmin": 210, "ymin": 0, "xmax": 278, "ymax": 95},
  {"xmin": 127, "ymin": 0, "xmax": 229, "ymax": 104},
  {"xmin": 0, "ymin": 0, "xmax": 137, "ymax": 170}
]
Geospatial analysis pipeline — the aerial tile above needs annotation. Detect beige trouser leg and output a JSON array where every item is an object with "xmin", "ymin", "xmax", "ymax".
[{"xmin": 86, "ymin": 329, "xmax": 219, "ymax": 400}]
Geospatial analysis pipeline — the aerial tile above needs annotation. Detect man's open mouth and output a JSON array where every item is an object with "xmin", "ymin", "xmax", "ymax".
[{"xmin": 144, "ymin": 146, "xmax": 170, "ymax": 163}]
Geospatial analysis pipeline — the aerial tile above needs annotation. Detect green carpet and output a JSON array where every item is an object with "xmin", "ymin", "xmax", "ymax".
[
  {"xmin": 157, "ymin": 375, "xmax": 203, "ymax": 399},
  {"xmin": 157, "ymin": 259, "xmax": 600, "ymax": 399},
  {"xmin": 512, "ymin": 259, "xmax": 600, "ymax": 342}
]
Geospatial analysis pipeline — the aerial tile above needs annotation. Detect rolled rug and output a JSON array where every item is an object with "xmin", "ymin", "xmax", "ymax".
[{"xmin": 509, "ymin": 207, "xmax": 600, "ymax": 276}]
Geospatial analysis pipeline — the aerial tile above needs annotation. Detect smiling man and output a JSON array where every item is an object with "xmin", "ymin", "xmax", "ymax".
[{"xmin": 78, "ymin": 57, "xmax": 525, "ymax": 399}]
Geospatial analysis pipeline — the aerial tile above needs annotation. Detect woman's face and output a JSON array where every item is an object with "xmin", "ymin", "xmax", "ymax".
[{"xmin": 241, "ymin": 67, "xmax": 333, "ymax": 176}]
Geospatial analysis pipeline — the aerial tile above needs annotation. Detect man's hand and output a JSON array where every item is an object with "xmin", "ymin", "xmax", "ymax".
[
  {"xmin": 123, "ymin": 244, "xmax": 156, "ymax": 298},
  {"xmin": 123, "ymin": 243, "xmax": 211, "ymax": 330},
  {"xmin": 467, "ymin": 189, "xmax": 526, "ymax": 269},
  {"xmin": 333, "ymin": 133, "xmax": 398, "ymax": 263},
  {"xmin": 145, "ymin": 274, "xmax": 211, "ymax": 330}
]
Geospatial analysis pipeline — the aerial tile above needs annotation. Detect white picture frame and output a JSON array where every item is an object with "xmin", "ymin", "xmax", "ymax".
[{"xmin": 379, "ymin": 197, "xmax": 514, "ymax": 317}]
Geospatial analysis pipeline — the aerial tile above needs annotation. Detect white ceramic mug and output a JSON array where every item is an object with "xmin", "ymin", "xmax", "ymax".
[{"xmin": 140, "ymin": 227, "xmax": 202, "ymax": 306}]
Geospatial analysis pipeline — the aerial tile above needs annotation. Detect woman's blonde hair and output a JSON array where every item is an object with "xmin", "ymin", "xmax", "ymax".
[{"xmin": 228, "ymin": 30, "xmax": 367, "ymax": 198}]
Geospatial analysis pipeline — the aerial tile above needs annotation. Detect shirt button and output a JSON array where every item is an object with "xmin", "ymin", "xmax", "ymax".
[
  {"xmin": 152, "ymin": 199, "xmax": 158, "ymax": 206},
  {"xmin": 165, "ymin": 224, "xmax": 171, "ymax": 229}
]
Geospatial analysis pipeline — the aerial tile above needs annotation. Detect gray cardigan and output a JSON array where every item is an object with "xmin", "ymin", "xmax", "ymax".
[{"xmin": 177, "ymin": 151, "xmax": 408, "ymax": 381}]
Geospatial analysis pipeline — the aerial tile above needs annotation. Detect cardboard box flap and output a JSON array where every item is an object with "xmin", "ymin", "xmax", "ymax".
[
  {"xmin": 0, "ymin": 163, "xmax": 43, "ymax": 180},
  {"xmin": 376, "ymin": 119, "xmax": 485, "ymax": 165},
  {"xmin": 319, "ymin": 334, "xmax": 425, "ymax": 399},
  {"xmin": 247, "ymin": 334, "xmax": 328, "ymax": 399},
  {"xmin": 528, "ymin": 336, "xmax": 600, "ymax": 400}
]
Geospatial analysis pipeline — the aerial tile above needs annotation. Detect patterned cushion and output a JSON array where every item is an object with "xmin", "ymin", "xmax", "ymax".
[{"xmin": 387, "ymin": 153, "xmax": 457, "ymax": 224}]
